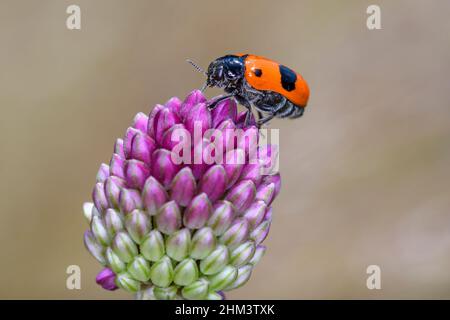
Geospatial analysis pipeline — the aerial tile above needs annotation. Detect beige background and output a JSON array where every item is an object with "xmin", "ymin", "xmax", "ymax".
[{"xmin": 0, "ymin": 0, "xmax": 449, "ymax": 299}]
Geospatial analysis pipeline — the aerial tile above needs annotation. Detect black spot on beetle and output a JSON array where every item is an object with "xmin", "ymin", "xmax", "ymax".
[
  {"xmin": 279, "ymin": 64, "xmax": 297, "ymax": 91},
  {"xmin": 254, "ymin": 68, "xmax": 262, "ymax": 77}
]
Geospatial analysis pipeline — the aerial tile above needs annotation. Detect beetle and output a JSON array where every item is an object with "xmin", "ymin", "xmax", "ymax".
[{"xmin": 188, "ymin": 54, "xmax": 310, "ymax": 127}]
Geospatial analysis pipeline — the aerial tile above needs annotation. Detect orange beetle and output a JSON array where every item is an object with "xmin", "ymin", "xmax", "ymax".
[{"xmin": 189, "ymin": 54, "xmax": 310, "ymax": 126}]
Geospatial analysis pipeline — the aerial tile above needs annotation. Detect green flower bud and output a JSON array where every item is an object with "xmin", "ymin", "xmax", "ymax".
[
  {"xmin": 166, "ymin": 228, "xmax": 191, "ymax": 261},
  {"xmin": 84, "ymin": 230, "xmax": 106, "ymax": 265},
  {"xmin": 91, "ymin": 215, "xmax": 111, "ymax": 246},
  {"xmin": 125, "ymin": 209, "xmax": 151, "ymax": 244},
  {"xmin": 136, "ymin": 285, "xmax": 156, "ymax": 300},
  {"xmin": 106, "ymin": 247, "xmax": 126, "ymax": 273},
  {"xmin": 83, "ymin": 202, "xmax": 95, "ymax": 224},
  {"xmin": 208, "ymin": 265, "xmax": 238, "ymax": 291},
  {"xmin": 206, "ymin": 291, "xmax": 223, "ymax": 300},
  {"xmin": 230, "ymin": 241, "xmax": 255, "ymax": 267},
  {"xmin": 181, "ymin": 278, "xmax": 209, "ymax": 300},
  {"xmin": 173, "ymin": 258, "xmax": 199, "ymax": 286},
  {"xmin": 199, "ymin": 244, "xmax": 229, "ymax": 275},
  {"xmin": 141, "ymin": 230, "xmax": 165, "ymax": 261},
  {"xmin": 249, "ymin": 245, "xmax": 266, "ymax": 266},
  {"xmin": 224, "ymin": 264, "xmax": 252, "ymax": 291},
  {"xmin": 104, "ymin": 208, "xmax": 125, "ymax": 236},
  {"xmin": 153, "ymin": 285, "xmax": 178, "ymax": 300},
  {"xmin": 250, "ymin": 220, "xmax": 270, "ymax": 245},
  {"xmin": 190, "ymin": 227, "xmax": 216, "ymax": 260},
  {"xmin": 116, "ymin": 272, "xmax": 141, "ymax": 293},
  {"xmin": 150, "ymin": 256, "xmax": 174, "ymax": 287},
  {"xmin": 127, "ymin": 255, "xmax": 151, "ymax": 282},
  {"xmin": 111, "ymin": 231, "xmax": 138, "ymax": 263},
  {"xmin": 219, "ymin": 218, "xmax": 249, "ymax": 250}
]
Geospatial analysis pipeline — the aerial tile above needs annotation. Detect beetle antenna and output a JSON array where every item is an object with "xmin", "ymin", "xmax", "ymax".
[
  {"xmin": 186, "ymin": 59, "xmax": 206, "ymax": 75},
  {"xmin": 200, "ymin": 81, "xmax": 208, "ymax": 92}
]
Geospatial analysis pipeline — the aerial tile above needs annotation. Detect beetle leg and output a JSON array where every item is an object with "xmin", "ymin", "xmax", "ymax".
[
  {"xmin": 257, "ymin": 114, "xmax": 275, "ymax": 127},
  {"xmin": 273, "ymin": 96, "xmax": 287, "ymax": 113},
  {"xmin": 234, "ymin": 95, "xmax": 258, "ymax": 126},
  {"xmin": 206, "ymin": 94, "xmax": 234, "ymax": 110}
]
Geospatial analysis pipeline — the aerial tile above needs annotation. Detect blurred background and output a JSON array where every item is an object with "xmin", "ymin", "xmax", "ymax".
[{"xmin": 0, "ymin": 0, "xmax": 449, "ymax": 299}]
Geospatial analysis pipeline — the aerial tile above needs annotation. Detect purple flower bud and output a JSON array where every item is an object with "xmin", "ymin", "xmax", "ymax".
[
  {"xmin": 119, "ymin": 188, "xmax": 142, "ymax": 214},
  {"xmin": 161, "ymin": 123, "xmax": 187, "ymax": 151},
  {"xmin": 239, "ymin": 163, "xmax": 263, "ymax": 187},
  {"xmin": 114, "ymin": 138, "xmax": 125, "ymax": 158},
  {"xmin": 128, "ymin": 131, "xmax": 155, "ymax": 164},
  {"xmin": 109, "ymin": 153, "xmax": 125, "ymax": 179},
  {"xmin": 180, "ymin": 89, "xmax": 206, "ymax": 119},
  {"xmin": 155, "ymin": 201, "xmax": 181, "ymax": 235},
  {"xmin": 142, "ymin": 176, "xmax": 168, "ymax": 216},
  {"xmin": 225, "ymin": 180, "xmax": 256, "ymax": 213},
  {"xmin": 104, "ymin": 176, "xmax": 125, "ymax": 209},
  {"xmin": 165, "ymin": 96, "xmax": 182, "ymax": 115},
  {"xmin": 153, "ymin": 107, "xmax": 181, "ymax": 144},
  {"xmin": 237, "ymin": 126, "xmax": 259, "ymax": 160},
  {"xmin": 198, "ymin": 165, "xmax": 227, "ymax": 202},
  {"xmin": 242, "ymin": 201, "xmax": 267, "ymax": 228},
  {"xmin": 147, "ymin": 104, "xmax": 165, "ymax": 138},
  {"xmin": 124, "ymin": 159, "xmax": 150, "ymax": 189},
  {"xmin": 211, "ymin": 98, "xmax": 237, "ymax": 128},
  {"xmin": 262, "ymin": 174, "xmax": 281, "ymax": 198},
  {"xmin": 258, "ymin": 144, "xmax": 279, "ymax": 175},
  {"xmin": 183, "ymin": 193, "xmax": 212, "ymax": 229},
  {"xmin": 132, "ymin": 112, "xmax": 149, "ymax": 133},
  {"xmin": 223, "ymin": 149, "xmax": 245, "ymax": 188},
  {"xmin": 264, "ymin": 206, "xmax": 273, "ymax": 222},
  {"xmin": 96, "ymin": 268, "xmax": 118, "ymax": 291},
  {"xmin": 217, "ymin": 119, "xmax": 237, "ymax": 151},
  {"xmin": 170, "ymin": 167, "xmax": 196, "ymax": 207},
  {"xmin": 96, "ymin": 163, "xmax": 110, "ymax": 183},
  {"xmin": 219, "ymin": 218, "xmax": 250, "ymax": 249},
  {"xmin": 190, "ymin": 227, "xmax": 216, "ymax": 260},
  {"xmin": 250, "ymin": 220, "xmax": 271, "ymax": 245},
  {"xmin": 207, "ymin": 201, "xmax": 235, "ymax": 236},
  {"xmin": 92, "ymin": 182, "xmax": 108, "ymax": 213},
  {"xmin": 125, "ymin": 209, "xmax": 151, "ymax": 244},
  {"xmin": 190, "ymin": 138, "xmax": 211, "ymax": 180},
  {"xmin": 235, "ymin": 111, "xmax": 256, "ymax": 128},
  {"xmin": 123, "ymin": 127, "xmax": 140, "ymax": 159},
  {"xmin": 255, "ymin": 182, "xmax": 276, "ymax": 205},
  {"xmin": 151, "ymin": 149, "xmax": 180, "ymax": 188},
  {"xmin": 185, "ymin": 103, "xmax": 211, "ymax": 137}
]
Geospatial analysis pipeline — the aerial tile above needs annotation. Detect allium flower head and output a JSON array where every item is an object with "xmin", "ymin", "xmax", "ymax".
[{"xmin": 83, "ymin": 90, "xmax": 281, "ymax": 300}]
